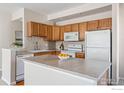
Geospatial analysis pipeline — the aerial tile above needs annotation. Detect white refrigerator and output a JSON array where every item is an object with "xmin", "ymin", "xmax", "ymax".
[{"xmin": 85, "ymin": 30, "xmax": 111, "ymax": 62}]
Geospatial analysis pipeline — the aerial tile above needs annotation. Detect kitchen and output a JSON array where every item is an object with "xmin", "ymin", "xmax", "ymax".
[{"xmin": 0, "ymin": 3, "xmax": 123, "ymax": 85}]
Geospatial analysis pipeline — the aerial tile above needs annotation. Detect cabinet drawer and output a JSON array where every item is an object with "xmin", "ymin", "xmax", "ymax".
[
  {"xmin": 75, "ymin": 52, "xmax": 85, "ymax": 58},
  {"xmin": 34, "ymin": 51, "xmax": 60, "ymax": 56}
]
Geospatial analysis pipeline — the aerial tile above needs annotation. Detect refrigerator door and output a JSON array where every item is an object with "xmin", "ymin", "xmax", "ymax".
[
  {"xmin": 85, "ymin": 30, "xmax": 110, "ymax": 48},
  {"xmin": 85, "ymin": 47, "xmax": 110, "ymax": 62}
]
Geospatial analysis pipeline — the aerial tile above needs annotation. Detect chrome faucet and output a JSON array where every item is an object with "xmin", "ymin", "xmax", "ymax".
[{"xmin": 34, "ymin": 41, "xmax": 39, "ymax": 50}]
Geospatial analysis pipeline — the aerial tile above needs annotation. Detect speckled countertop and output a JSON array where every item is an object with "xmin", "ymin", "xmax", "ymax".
[{"xmin": 23, "ymin": 55, "xmax": 111, "ymax": 81}]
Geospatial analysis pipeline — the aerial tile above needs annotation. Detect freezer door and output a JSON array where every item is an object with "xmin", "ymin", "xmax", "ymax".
[
  {"xmin": 85, "ymin": 47, "xmax": 110, "ymax": 62},
  {"xmin": 85, "ymin": 30, "xmax": 110, "ymax": 47}
]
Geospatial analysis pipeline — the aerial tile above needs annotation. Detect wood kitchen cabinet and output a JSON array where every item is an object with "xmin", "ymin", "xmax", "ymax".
[
  {"xmin": 41, "ymin": 24, "xmax": 48, "ymax": 37},
  {"xmin": 55, "ymin": 51, "xmax": 61, "ymax": 55},
  {"xmin": 52, "ymin": 26, "xmax": 60, "ymax": 41},
  {"xmin": 71, "ymin": 23, "xmax": 79, "ymax": 32},
  {"xmin": 27, "ymin": 21, "xmax": 39, "ymax": 36},
  {"xmin": 34, "ymin": 51, "xmax": 55, "ymax": 56},
  {"xmin": 39, "ymin": 24, "xmax": 47, "ymax": 37},
  {"xmin": 64, "ymin": 25, "xmax": 71, "ymax": 32},
  {"xmin": 34, "ymin": 51, "xmax": 60, "ymax": 56},
  {"xmin": 79, "ymin": 22, "xmax": 87, "ymax": 40},
  {"xmin": 87, "ymin": 20, "xmax": 99, "ymax": 31},
  {"xmin": 75, "ymin": 52, "xmax": 85, "ymax": 58},
  {"xmin": 47, "ymin": 25, "xmax": 52, "ymax": 40},
  {"xmin": 47, "ymin": 25, "xmax": 60, "ymax": 41},
  {"xmin": 98, "ymin": 18, "xmax": 112, "ymax": 30},
  {"xmin": 60, "ymin": 26, "xmax": 65, "ymax": 41}
]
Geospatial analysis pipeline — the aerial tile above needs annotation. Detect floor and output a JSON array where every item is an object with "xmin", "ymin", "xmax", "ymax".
[
  {"xmin": 16, "ymin": 81, "xmax": 24, "ymax": 86},
  {"xmin": 0, "ymin": 71, "xmax": 7, "ymax": 85},
  {"xmin": 118, "ymin": 79, "xmax": 124, "ymax": 85}
]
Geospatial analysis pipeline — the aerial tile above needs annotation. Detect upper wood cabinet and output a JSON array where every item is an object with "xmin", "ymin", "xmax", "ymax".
[
  {"xmin": 87, "ymin": 20, "xmax": 99, "ymax": 31},
  {"xmin": 71, "ymin": 23, "xmax": 79, "ymax": 31},
  {"xmin": 79, "ymin": 22, "xmax": 87, "ymax": 40},
  {"xmin": 47, "ymin": 25, "xmax": 52, "ymax": 40},
  {"xmin": 64, "ymin": 25, "xmax": 71, "ymax": 32},
  {"xmin": 27, "ymin": 18, "xmax": 112, "ymax": 41},
  {"xmin": 27, "ymin": 22, "xmax": 39, "ymax": 36},
  {"xmin": 39, "ymin": 24, "xmax": 47, "ymax": 37},
  {"xmin": 47, "ymin": 25, "xmax": 60, "ymax": 41},
  {"xmin": 60, "ymin": 26, "xmax": 65, "ymax": 41},
  {"xmin": 98, "ymin": 18, "xmax": 112, "ymax": 30},
  {"xmin": 52, "ymin": 26, "xmax": 60, "ymax": 41},
  {"xmin": 42, "ymin": 24, "xmax": 48, "ymax": 37}
]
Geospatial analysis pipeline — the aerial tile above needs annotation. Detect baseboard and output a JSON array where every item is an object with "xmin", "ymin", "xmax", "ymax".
[
  {"xmin": 119, "ymin": 77, "xmax": 124, "ymax": 80},
  {"xmin": 1, "ymin": 77, "xmax": 16, "ymax": 85}
]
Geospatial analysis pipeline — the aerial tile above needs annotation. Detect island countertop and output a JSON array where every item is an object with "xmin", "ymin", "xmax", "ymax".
[{"xmin": 23, "ymin": 55, "xmax": 111, "ymax": 81}]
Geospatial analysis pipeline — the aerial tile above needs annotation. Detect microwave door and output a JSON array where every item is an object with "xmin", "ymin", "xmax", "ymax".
[{"xmin": 64, "ymin": 32, "xmax": 79, "ymax": 41}]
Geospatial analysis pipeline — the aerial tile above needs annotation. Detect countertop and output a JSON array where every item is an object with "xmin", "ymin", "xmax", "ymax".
[
  {"xmin": 16, "ymin": 49, "xmax": 60, "ymax": 56},
  {"xmin": 23, "ymin": 55, "xmax": 111, "ymax": 81},
  {"xmin": 28, "ymin": 49, "xmax": 60, "ymax": 53}
]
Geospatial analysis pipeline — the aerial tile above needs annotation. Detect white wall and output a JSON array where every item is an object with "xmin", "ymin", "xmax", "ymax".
[
  {"xmin": 11, "ymin": 20, "xmax": 22, "ymax": 42},
  {"xmin": 23, "ymin": 9, "xmax": 53, "ymax": 50},
  {"xmin": 119, "ymin": 4, "xmax": 124, "ymax": 79},
  {"xmin": 0, "ymin": 12, "xmax": 14, "ymax": 69}
]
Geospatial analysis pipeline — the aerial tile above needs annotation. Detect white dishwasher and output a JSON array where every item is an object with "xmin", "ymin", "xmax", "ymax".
[{"xmin": 16, "ymin": 54, "xmax": 33, "ymax": 82}]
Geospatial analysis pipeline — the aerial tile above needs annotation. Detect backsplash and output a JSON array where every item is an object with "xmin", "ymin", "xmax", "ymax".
[
  {"xmin": 24, "ymin": 36, "xmax": 85, "ymax": 52},
  {"xmin": 56, "ymin": 41, "xmax": 85, "ymax": 52},
  {"xmin": 25, "ymin": 37, "xmax": 48, "ymax": 50}
]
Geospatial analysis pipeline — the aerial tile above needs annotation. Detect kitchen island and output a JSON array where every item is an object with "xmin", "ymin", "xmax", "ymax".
[{"xmin": 23, "ymin": 55, "xmax": 111, "ymax": 85}]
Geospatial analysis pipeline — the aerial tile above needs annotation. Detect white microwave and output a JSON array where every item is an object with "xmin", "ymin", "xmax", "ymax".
[{"xmin": 64, "ymin": 32, "xmax": 79, "ymax": 41}]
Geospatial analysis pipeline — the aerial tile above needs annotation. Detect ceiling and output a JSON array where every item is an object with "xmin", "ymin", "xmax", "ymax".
[{"xmin": 0, "ymin": 3, "xmax": 83, "ymax": 15}]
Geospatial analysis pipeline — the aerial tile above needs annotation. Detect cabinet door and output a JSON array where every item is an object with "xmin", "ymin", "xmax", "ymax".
[
  {"xmin": 42, "ymin": 24, "xmax": 47, "ymax": 37},
  {"xmin": 60, "ymin": 26, "xmax": 65, "ymax": 41},
  {"xmin": 71, "ymin": 23, "xmax": 79, "ymax": 32},
  {"xmin": 52, "ymin": 26, "xmax": 60, "ymax": 41},
  {"xmin": 27, "ymin": 22, "xmax": 39, "ymax": 36},
  {"xmin": 47, "ymin": 25, "xmax": 52, "ymax": 40},
  {"xmin": 79, "ymin": 22, "xmax": 87, "ymax": 41},
  {"xmin": 34, "ymin": 52, "xmax": 54, "ymax": 56},
  {"xmin": 87, "ymin": 20, "xmax": 99, "ymax": 31},
  {"xmin": 64, "ymin": 25, "xmax": 71, "ymax": 32},
  {"xmin": 39, "ymin": 23, "xmax": 43, "ymax": 37},
  {"xmin": 75, "ymin": 52, "xmax": 85, "ymax": 58},
  {"xmin": 98, "ymin": 18, "xmax": 112, "ymax": 30}
]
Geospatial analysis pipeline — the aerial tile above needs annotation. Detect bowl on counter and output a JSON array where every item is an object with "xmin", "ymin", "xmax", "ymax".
[{"xmin": 58, "ymin": 54, "xmax": 70, "ymax": 60}]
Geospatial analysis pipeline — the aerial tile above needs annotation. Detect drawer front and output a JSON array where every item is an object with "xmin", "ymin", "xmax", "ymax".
[{"xmin": 76, "ymin": 53, "xmax": 85, "ymax": 58}]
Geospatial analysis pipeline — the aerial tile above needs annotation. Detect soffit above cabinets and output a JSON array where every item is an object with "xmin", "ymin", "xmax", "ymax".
[{"xmin": 48, "ymin": 4, "xmax": 112, "ymax": 22}]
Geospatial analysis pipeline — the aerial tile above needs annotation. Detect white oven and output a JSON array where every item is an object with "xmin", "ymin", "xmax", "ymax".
[{"xmin": 61, "ymin": 44, "xmax": 83, "ymax": 58}]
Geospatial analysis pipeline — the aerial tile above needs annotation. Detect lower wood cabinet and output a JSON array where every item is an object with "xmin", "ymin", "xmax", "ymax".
[
  {"xmin": 34, "ymin": 51, "xmax": 60, "ymax": 56},
  {"xmin": 75, "ymin": 52, "xmax": 85, "ymax": 58}
]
